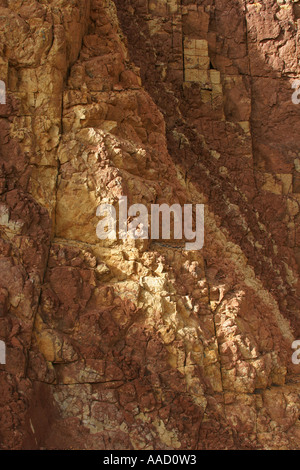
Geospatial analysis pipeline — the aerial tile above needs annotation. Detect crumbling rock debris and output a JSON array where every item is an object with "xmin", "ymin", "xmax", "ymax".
[{"xmin": 0, "ymin": 0, "xmax": 299, "ymax": 450}]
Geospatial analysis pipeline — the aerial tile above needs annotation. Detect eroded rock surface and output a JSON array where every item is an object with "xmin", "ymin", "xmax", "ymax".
[{"xmin": 0, "ymin": 0, "xmax": 299, "ymax": 450}]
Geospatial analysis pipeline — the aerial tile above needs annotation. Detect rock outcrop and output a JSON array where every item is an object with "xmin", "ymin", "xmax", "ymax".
[{"xmin": 0, "ymin": 0, "xmax": 299, "ymax": 450}]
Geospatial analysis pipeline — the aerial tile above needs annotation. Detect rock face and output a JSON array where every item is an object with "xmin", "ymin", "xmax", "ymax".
[{"xmin": 0, "ymin": 0, "xmax": 299, "ymax": 450}]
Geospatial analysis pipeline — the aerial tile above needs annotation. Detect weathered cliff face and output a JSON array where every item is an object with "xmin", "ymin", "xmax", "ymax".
[{"xmin": 0, "ymin": 0, "xmax": 299, "ymax": 450}]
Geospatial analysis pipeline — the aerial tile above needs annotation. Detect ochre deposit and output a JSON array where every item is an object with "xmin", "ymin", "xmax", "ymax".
[{"xmin": 0, "ymin": 0, "xmax": 299, "ymax": 450}]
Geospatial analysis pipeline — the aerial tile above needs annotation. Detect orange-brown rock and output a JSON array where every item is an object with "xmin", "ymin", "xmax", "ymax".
[{"xmin": 0, "ymin": 0, "xmax": 299, "ymax": 450}]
